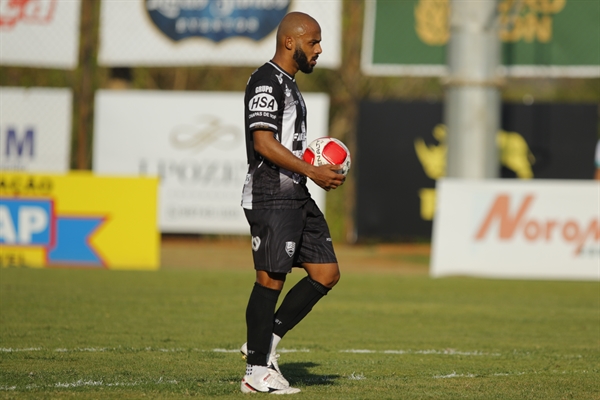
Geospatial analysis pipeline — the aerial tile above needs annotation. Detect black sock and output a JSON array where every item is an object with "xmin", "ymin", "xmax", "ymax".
[
  {"xmin": 272, "ymin": 277, "xmax": 330, "ymax": 339},
  {"xmin": 246, "ymin": 283, "xmax": 281, "ymax": 366}
]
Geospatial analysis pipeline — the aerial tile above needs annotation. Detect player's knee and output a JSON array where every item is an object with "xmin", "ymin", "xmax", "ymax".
[
  {"xmin": 320, "ymin": 268, "xmax": 340, "ymax": 289},
  {"xmin": 328, "ymin": 269, "xmax": 341, "ymax": 288},
  {"xmin": 305, "ymin": 263, "xmax": 340, "ymax": 289},
  {"xmin": 256, "ymin": 271, "xmax": 286, "ymax": 290}
]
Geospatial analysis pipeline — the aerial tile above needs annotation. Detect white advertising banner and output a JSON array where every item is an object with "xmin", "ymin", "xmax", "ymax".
[
  {"xmin": 0, "ymin": 0, "xmax": 81, "ymax": 69},
  {"xmin": 0, "ymin": 87, "xmax": 72, "ymax": 172},
  {"xmin": 93, "ymin": 89, "xmax": 329, "ymax": 234},
  {"xmin": 431, "ymin": 179, "xmax": 600, "ymax": 281},
  {"xmin": 98, "ymin": 0, "xmax": 341, "ymax": 68}
]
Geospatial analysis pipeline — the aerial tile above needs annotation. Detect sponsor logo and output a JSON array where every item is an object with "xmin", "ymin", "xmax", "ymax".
[
  {"xmin": 138, "ymin": 158, "xmax": 247, "ymax": 186},
  {"xmin": 285, "ymin": 241, "xmax": 295, "ymax": 257},
  {"xmin": 1, "ymin": 127, "xmax": 36, "ymax": 170},
  {"xmin": 276, "ymin": 73, "xmax": 283, "ymax": 84},
  {"xmin": 0, "ymin": 0, "xmax": 56, "ymax": 29},
  {"xmin": 248, "ymin": 111, "xmax": 262, "ymax": 119},
  {"xmin": 0, "ymin": 197, "xmax": 106, "ymax": 266},
  {"xmin": 475, "ymin": 194, "xmax": 600, "ymax": 256},
  {"xmin": 255, "ymin": 85, "xmax": 273, "ymax": 94},
  {"xmin": 248, "ymin": 93, "xmax": 277, "ymax": 112},
  {"xmin": 252, "ymin": 236, "xmax": 261, "ymax": 251},
  {"xmin": 5, "ymin": 128, "xmax": 35, "ymax": 157},
  {"xmin": 285, "ymin": 99, "xmax": 298, "ymax": 107},
  {"xmin": 0, "ymin": 174, "xmax": 53, "ymax": 196},
  {"xmin": 169, "ymin": 115, "xmax": 242, "ymax": 153},
  {"xmin": 414, "ymin": 124, "xmax": 536, "ymax": 221},
  {"xmin": 0, "ymin": 199, "xmax": 52, "ymax": 246},
  {"xmin": 145, "ymin": 0, "xmax": 291, "ymax": 42},
  {"xmin": 293, "ymin": 132, "xmax": 306, "ymax": 142},
  {"xmin": 414, "ymin": 0, "xmax": 565, "ymax": 45}
]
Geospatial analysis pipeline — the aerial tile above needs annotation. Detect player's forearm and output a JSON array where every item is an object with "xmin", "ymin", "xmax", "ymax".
[{"xmin": 253, "ymin": 131, "xmax": 317, "ymax": 179}]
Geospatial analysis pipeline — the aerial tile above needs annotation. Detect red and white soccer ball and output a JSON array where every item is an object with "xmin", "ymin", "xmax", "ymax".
[{"xmin": 302, "ymin": 137, "xmax": 351, "ymax": 176}]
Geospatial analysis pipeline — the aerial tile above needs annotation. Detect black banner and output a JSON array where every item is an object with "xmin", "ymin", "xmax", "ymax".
[{"xmin": 355, "ymin": 101, "xmax": 598, "ymax": 241}]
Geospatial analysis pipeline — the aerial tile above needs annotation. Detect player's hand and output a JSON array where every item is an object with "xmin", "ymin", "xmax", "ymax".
[{"xmin": 309, "ymin": 164, "xmax": 345, "ymax": 191}]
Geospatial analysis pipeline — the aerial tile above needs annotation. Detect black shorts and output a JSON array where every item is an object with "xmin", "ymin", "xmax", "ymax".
[{"xmin": 244, "ymin": 198, "xmax": 337, "ymax": 273}]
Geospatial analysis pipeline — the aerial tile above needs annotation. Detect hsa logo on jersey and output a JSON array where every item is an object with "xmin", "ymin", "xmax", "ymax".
[
  {"xmin": 249, "ymin": 93, "xmax": 277, "ymax": 112},
  {"xmin": 0, "ymin": 198, "xmax": 106, "ymax": 266},
  {"xmin": 145, "ymin": 0, "xmax": 290, "ymax": 42}
]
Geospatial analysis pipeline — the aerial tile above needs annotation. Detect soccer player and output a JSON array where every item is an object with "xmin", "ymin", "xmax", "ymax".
[{"xmin": 240, "ymin": 12, "xmax": 345, "ymax": 395}]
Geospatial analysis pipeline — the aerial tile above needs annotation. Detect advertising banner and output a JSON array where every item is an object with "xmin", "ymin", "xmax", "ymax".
[
  {"xmin": 0, "ymin": 0, "xmax": 81, "ymax": 69},
  {"xmin": 355, "ymin": 101, "xmax": 597, "ymax": 241},
  {"xmin": 362, "ymin": 0, "xmax": 600, "ymax": 77},
  {"xmin": 0, "ymin": 87, "xmax": 72, "ymax": 173},
  {"xmin": 0, "ymin": 172, "xmax": 159, "ymax": 270},
  {"xmin": 93, "ymin": 90, "xmax": 328, "ymax": 234},
  {"xmin": 98, "ymin": 0, "xmax": 341, "ymax": 68},
  {"xmin": 430, "ymin": 179, "xmax": 599, "ymax": 281}
]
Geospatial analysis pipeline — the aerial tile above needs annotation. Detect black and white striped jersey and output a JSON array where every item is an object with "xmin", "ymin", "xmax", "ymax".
[{"xmin": 241, "ymin": 61, "xmax": 310, "ymax": 210}]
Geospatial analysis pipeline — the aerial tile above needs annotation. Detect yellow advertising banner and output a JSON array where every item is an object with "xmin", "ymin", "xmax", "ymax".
[{"xmin": 0, "ymin": 172, "xmax": 159, "ymax": 270}]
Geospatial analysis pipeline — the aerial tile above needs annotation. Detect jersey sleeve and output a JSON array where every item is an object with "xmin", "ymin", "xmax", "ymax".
[{"xmin": 246, "ymin": 75, "xmax": 283, "ymax": 133}]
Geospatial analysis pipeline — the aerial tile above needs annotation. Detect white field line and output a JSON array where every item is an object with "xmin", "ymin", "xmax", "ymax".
[
  {"xmin": 0, "ymin": 370, "xmax": 592, "ymax": 391},
  {"xmin": 491, "ymin": 372, "xmax": 526, "ymax": 377},
  {"xmin": 0, "ymin": 377, "xmax": 179, "ymax": 391},
  {"xmin": 434, "ymin": 371, "xmax": 532, "ymax": 379},
  {"xmin": 212, "ymin": 347, "xmax": 310, "ymax": 353},
  {"xmin": 348, "ymin": 372, "xmax": 366, "ymax": 380},
  {"xmin": 340, "ymin": 349, "xmax": 376, "ymax": 353},
  {"xmin": 433, "ymin": 371, "xmax": 593, "ymax": 379},
  {"xmin": 1, "ymin": 347, "xmax": 311, "ymax": 354},
  {"xmin": 340, "ymin": 349, "xmax": 501, "ymax": 356},
  {"xmin": 278, "ymin": 348, "xmax": 311, "ymax": 353},
  {"xmin": 0, "ymin": 347, "xmax": 42, "ymax": 352},
  {"xmin": 1, "ymin": 347, "xmax": 497, "ymax": 356},
  {"xmin": 434, "ymin": 372, "xmax": 477, "ymax": 379},
  {"xmin": 55, "ymin": 347, "xmax": 109, "ymax": 353}
]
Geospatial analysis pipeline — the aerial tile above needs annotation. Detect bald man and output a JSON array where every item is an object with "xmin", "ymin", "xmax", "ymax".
[{"xmin": 239, "ymin": 12, "xmax": 344, "ymax": 394}]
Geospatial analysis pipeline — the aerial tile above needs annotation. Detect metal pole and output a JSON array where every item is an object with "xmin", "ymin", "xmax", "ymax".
[{"xmin": 445, "ymin": 0, "xmax": 501, "ymax": 179}]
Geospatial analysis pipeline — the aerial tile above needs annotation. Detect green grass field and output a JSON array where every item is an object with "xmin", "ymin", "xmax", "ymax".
[{"xmin": 0, "ymin": 249, "xmax": 598, "ymax": 399}]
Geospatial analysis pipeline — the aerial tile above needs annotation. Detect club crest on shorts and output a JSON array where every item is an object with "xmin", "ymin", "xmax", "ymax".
[
  {"xmin": 285, "ymin": 241, "xmax": 296, "ymax": 257},
  {"xmin": 252, "ymin": 236, "xmax": 261, "ymax": 251}
]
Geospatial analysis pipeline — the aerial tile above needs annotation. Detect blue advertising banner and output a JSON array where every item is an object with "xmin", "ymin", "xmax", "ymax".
[{"xmin": 146, "ymin": 0, "xmax": 290, "ymax": 42}]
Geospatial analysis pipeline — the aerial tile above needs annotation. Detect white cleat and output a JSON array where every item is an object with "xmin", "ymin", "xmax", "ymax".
[
  {"xmin": 241, "ymin": 342, "xmax": 288, "ymax": 386},
  {"xmin": 241, "ymin": 369, "xmax": 301, "ymax": 395}
]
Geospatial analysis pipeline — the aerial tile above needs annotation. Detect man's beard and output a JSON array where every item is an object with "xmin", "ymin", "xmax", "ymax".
[{"xmin": 293, "ymin": 46, "xmax": 314, "ymax": 74}]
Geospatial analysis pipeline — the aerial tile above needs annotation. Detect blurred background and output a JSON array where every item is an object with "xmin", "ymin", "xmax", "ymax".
[{"xmin": 0, "ymin": 0, "xmax": 598, "ymax": 274}]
